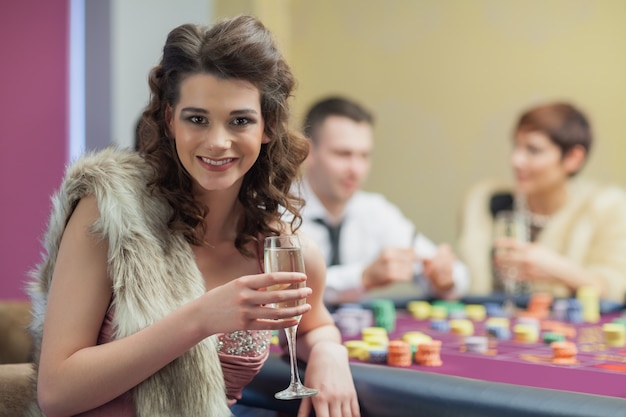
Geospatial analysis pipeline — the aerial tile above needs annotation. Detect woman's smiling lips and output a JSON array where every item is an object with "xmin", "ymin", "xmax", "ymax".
[{"xmin": 198, "ymin": 156, "xmax": 236, "ymax": 171}]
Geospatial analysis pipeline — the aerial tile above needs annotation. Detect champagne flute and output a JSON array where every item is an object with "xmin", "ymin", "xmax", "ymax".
[
  {"xmin": 264, "ymin": 235, "xmax": 318, "ymax": 400},
  {"xmin": 492, "ymin": 210, "xmax": 529, "ymax": 315}
]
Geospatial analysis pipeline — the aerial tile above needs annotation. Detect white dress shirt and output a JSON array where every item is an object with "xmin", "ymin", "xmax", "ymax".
[{"xmin": 297, "ymin": 179, "xmax": 470, "ymax": 303}]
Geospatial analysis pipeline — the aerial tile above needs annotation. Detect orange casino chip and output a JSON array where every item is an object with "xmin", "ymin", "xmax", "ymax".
[
  {"xmin": 551, "ymin": 341, "xmax": 577, "ymax": 365},
  {"xmin": 387, "ymin": 340, "xmax": 412, "ymax": 367},
  {"xmin": 415, "ymin": 340, "xmax": 442, "ymax": 367}
]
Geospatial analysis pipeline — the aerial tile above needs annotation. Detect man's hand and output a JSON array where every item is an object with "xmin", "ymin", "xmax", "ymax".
[
  {"xmin": 362, "ymin": 248, "xmax": 417, "ymax": 290},
  {"xmin": 422, "ymin": 244, "xmax": 455, "ymax": 295}
]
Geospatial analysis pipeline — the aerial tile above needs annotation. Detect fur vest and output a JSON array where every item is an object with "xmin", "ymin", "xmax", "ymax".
[
  {"xmin": 27, "ymin": 148, "xmax": 232, "ymax": 417},
  {"xmin": 458, "ymin": 177, "xmax": 626, "ymax": 302}
]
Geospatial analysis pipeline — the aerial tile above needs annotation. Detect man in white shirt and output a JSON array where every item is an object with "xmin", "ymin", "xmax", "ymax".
[{"xmin": 298, "ymin": 96, "xmax": 470, "ymax": 304}]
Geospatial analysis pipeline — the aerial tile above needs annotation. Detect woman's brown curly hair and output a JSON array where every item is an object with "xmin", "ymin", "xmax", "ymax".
[{"xmin": 136, "ymin": 15, "xmax": 308, "ymax": 257}]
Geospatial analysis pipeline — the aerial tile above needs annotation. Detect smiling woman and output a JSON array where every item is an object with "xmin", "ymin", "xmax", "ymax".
[
  {"xmin": 26, "ymin": 15, "xmax": 360, "ymax": 417},
  {"xmin": 458, "ymin": 102, "xmax": 626, "ymax": 304}
]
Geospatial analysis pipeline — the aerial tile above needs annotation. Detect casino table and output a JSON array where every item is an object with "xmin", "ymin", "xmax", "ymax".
[{"xmin": 239, "ymin": 296, "xmax": 626, "ymax": 417}]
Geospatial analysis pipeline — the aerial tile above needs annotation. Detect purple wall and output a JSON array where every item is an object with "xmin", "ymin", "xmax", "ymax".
[{"xmin": 0, "ymin": 1, "xmax": 69, "ymax": 300}]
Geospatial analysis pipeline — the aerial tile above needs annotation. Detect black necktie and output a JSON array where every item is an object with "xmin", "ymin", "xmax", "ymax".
[{"xmin": 314, "ymin": 218, "xmax": 343, "ymax": 266}]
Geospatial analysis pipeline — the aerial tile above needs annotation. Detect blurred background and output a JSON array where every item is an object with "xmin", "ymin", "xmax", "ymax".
[{"xmin": 2, "ymin": 0, "xmax": 625, "ymax": 299}]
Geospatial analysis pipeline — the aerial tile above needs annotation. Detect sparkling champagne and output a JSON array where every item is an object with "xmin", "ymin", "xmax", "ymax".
[{"xmin": 265, "ymin": 247, "xmax": 306, "ymax": 320}]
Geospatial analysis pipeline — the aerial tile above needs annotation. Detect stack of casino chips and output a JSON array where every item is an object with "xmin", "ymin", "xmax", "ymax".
[
  {"xmin": 332, "ymin": 304, "xmax": 374, "ymax": 337},
  {"xmin": 484, "ymin": 302, "xmax": 506, "ymax": 318},
  {"xmin": 523, "ymin": 292, "xmax": 553, "ymax": 319},
  {"xmin": 344, "ymin": 340, "xmax": 371, "ymax": 361},
  {"xmin": 603, "ymin": 323, "xmax": 626, "ymax": 347},
  {"xmin": 513, "ymin": 323, "xmax": 539, "ymax": 343},
  {"xmin": 362, "ymin": 326, "xmax": 389, "ymax": 348},
  {"xmin": 387, "ymin": 340, "xmax": 412, "ymax": 367},
  {"xmin": 465, "ymin": 304, "xmax": 487, "ymax": 321},
  {"xmin": 576, "ymin": 286, "xmax": 600, "ymax": 323},
  {"xmin": 550, "ymin": 298, "xmax": 584, "ymax": 324},
  {"xmin": 432, "ymin": 300, "xmax": 466, "ymax": 319},
  {"xmin": 371, "ymin": 299, "xmax": 396, "ymax": 332},
  {"xmin": 402, "ymin": 331, "xmax": 432, "ymax": 357},
  {"xmin": 485, "ymin": 317, "xmax": 511, "ymax": 340},
  {"xmin": 517, "ymin": 317, "xmax": 540, "ymax": 333},
  {"xmin": 449, "ymin": 319, "xmax": 474, "ymax": 336},
  {"xmin": 551, "ymin": 341, "xmax": 577, "ymax": 364},
  {"xmin": 464, "ymin": 336, "xmax": 489, "ymax": 354},
  {"xmin": 429, "ymin": 318, "xmax": 450, "ymax": 332},
  {"xmin": 414, "ymin": 340, "xmax": 442, "ymax": 366},
  {"xmin": 407, "ymin": 300, "xmax": 431, "ymax": 320},
  {"xmin": 551, "ymin": 299, "xmax": 569, "ymax": 321},
  {"xmin": 362, "ymin": 327, "xmax": 389, "ymax": 363},
  {"xmin": 542, "ymin": 331, "xmax": 565, "ymax": 344},
  {"xmin": 429, "ymin": 304, "xmax": 448, "ymax": 320},
  {"xmin": 565, "ymin": 299, "xmax": 584, "ymax": 324}
]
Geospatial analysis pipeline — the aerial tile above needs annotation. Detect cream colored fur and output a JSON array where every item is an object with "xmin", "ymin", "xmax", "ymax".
[
  {"xmin": 458, "ymin": 178, "xmax": 626, "ymax": 303},
  {"xmin": 27, "ymin": 148, "xmax": 232, "ymax": 416}
]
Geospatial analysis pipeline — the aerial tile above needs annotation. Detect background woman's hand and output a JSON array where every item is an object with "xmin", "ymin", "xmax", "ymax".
[{"xmin": 494, "ymin": 238, "xmax": 564, "ymax": 283}]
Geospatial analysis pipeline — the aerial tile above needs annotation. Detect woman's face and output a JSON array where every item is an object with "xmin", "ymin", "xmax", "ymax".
[
  {"xmin": 168, "ymin": 73, "xmax": 269, "ymax": 195},
  {"xmin": 511, "ymin": 130, "xmax": 570, "ymax": 196}
]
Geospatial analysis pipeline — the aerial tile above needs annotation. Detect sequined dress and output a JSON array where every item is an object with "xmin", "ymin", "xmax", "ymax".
[{"xmin": 72, "ymin": 310, "xmax": 272, "ymax": 416}]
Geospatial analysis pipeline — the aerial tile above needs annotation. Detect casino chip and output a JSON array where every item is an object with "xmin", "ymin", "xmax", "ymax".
[
  {"xmin": 414, "ymin": 340, "xmax": 442, "ymax": 367},
  {"xmin": 464, "ymin": 336, "xmax": 488, "ymax": 354},
  {"xmin": 367, "ymin": 347, "xmax": 388, "ymax": 364},
  {"xmin": 402, "ymin": 331, "xmax": 432, "ymax": 352},
  {"xmin": 551, "ymin": 341, "xmax": 577, "ymax": 364},
  {"xmin": 407, "ymin": 300, "xmax": 431, "ymax": 320},
  {"xmin": 465, "ymin": 304, "xmax": 487, "ymax": 321},
  {"xmin": 371, "ymin": 299, "xmax": 396, "ymax": 332},
  {"xmin": 449, "ymin": 319, "xmax": 474, "ymax": 336},
  {"xmin": 513, "ymin": 323, "xmax": 538, "ymax": 343},
  {"xmin": 362, "ymin": 326, "xmax": 389, "ymax": 348},
  {"xmin": 485, "ymin": 317, "xmax": 511, "ymax": 340},
  {"xmin": 429, "ymin": 318, "xmax": 450, "ymax": 332},
  {"xmin": 565, "ymin": 299, "xmax": 583, "ymax": 324},
  {"xmin": 344, "ymin": 340, "xmax": 371, "ymax": 360},
  {"xmin": 333, "ymin": 305, "xmax": 374, "ymax": 337},
  {"xmin": 484, "ymin": 302, "xmax": 506, "ymax": 318},
  {"xmin": 603, "ymin": 323, "xmax": 626, "ymax": 347},
  {"xmin": 387, "ymin": 340, "xmax": 412, "ymax": 367},
  {"xmin": 577, "ymin": 286, "xmax": 600, "ymax": 323},
  {"xmin": 542, "ymin": 331, "xmax": 565, "ymax": 344}
]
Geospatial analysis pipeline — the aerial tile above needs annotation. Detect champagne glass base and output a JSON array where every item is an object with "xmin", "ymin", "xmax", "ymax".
[
  {"xmin": 502, "ymin": 297, "xmax": 516, "ymax": 317},
  {"xmin": 274, "ymin": 384, "xmax": 318, "ymax": 400}
]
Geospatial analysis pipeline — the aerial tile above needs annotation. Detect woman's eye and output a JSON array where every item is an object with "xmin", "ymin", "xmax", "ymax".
[
  {"xmin": 189, "ymin": 115, "xmax": 206, "ymax": 124},
  {"xmin": 232, "ymin": 117, "xmax": 250, "ymax": 127}
]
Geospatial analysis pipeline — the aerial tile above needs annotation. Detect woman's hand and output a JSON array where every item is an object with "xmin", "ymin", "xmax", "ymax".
[
  {"xmin": 199, "ymin": 272, "xmax": 312, "ymax": 335},
  {"xmin": 494, "ymin": 238, "xmax": 566, "ymax": 282},
  {"xmin": 298, "ymin": 342, "xmax": 360, "ymax": 417}
]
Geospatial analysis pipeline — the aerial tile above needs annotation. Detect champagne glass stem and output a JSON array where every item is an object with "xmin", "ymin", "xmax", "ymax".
[
  {"xmin": 284, "ymin": 324, "xmax": 301, "ymax": 387},
  {"xmin": 274, "ymin": 323, "xmax": 317, "ymax": 399},
  {"xmin": 503, "ymin": 267, "xmax": 517, "ymax": 316}
]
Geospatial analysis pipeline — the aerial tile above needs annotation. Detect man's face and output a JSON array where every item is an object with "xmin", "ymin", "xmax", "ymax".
[{"xmin": 306, "ymin": 115, "xmax": 373, "ymax": 207}]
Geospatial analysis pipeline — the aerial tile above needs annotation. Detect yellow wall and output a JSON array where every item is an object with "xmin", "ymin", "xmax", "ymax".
[{"xmin": 214, "ymin": 0, "xmax": 626, "ymax": 248}]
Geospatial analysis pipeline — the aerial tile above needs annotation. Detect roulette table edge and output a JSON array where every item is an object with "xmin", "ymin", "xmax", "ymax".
[{"xmin": 241, "ymin": 353, "xmax": 626, "ymax": 417}]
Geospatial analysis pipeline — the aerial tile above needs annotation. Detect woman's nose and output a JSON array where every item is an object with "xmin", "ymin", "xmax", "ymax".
[{"xmin": 204, "ymin": 127, "xmax": 231, "ymax": 152}]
